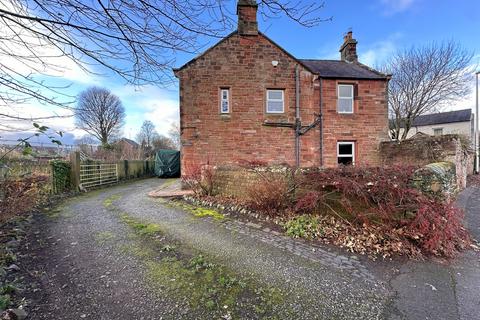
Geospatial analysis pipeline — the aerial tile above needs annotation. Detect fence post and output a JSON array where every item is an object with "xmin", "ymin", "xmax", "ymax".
[{"xmin": 70, "ymin": 151, "xmax": 81, "ymax": 191}]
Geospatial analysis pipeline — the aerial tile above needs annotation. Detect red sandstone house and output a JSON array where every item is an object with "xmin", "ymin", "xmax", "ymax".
[{"xmin": 174, "ymin": 0, "xmax": 390, "ymax": 172}]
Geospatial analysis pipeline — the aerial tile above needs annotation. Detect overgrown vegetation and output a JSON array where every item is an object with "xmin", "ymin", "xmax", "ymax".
[
  {"xmin": 182, "ymin": 164, "xmax": 217, "ymax": 196},
  {"xmin": 189, "ymin": 165, "xmax": 470, "ymax": 258},
  {"xmin": 293, "ymin": 165, "xmax": 469, "ymax": 257},
  {"xmin": 0, "ymin": 175, "xmax": 50, "ymax": 222},
  {"xmin": 51, "ymin": 160, "xmax": 71, "ymax": 194}
]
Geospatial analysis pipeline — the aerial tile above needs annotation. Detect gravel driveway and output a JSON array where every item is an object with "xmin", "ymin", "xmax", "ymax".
[{"xmin": 16, "ymin": 179, "xmax": 480, "ymax": 319}]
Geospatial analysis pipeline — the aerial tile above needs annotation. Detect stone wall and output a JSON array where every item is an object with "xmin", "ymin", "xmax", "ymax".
[
  {"xmin": 411, "ymin": 162, "xmax": 458, "ymax": 199},
  {"xmin": 380, "ymin": 134, "xmax": 473, "ymax": 189},
  {"xmin": 213, "ymin": 167, "xmax": 259, "ymax": 198}
]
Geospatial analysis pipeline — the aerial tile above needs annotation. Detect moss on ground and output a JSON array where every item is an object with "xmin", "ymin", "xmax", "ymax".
[
  {"xmin": 167, "ymin": 201, "xmax": 225, "ymax": 220},
  {"xmin": 117, "ymin": 212, "xmax": 287, "ymax": 319},
  {"xmin": 103, "ymin": 194, "xmax": 122, "ymax": 208},
  {"xmin": 100, "ymin": 192, "xmax": 287, "ymax": 318},
  {"xmin": 94, "ymin": 231, "xmax": 115, "ymax": 243}
]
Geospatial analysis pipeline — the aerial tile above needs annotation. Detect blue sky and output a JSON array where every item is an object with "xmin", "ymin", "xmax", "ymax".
[{"xmin": 2, "ymin": 0, "xmax": 479, "ymax": 145}]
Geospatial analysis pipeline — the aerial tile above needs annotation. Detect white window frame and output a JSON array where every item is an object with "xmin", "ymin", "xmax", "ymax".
[
  {"xmin": 337, "ymin": 141, "xmax": 355, "ymax": 165},
  {"xmin": 266, "ymin": 89, "xmax": 285, "ymax": 114},
  {"xmin": 220, "ymin": 88, "xmax": 230, "ymax": 114},
  {"xmin": 433, "ymin": 128, "xmax": 443, "ymax": 136},
  {"xmin": 337, "ymin": 84, "xmax": 354, "ymax": 114}
]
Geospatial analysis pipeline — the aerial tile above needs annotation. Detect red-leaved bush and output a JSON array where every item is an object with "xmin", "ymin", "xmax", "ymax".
[
  {"xmin": 407, "ymin": 199, "xmax": 469, "ymax": 256},
  {"xmin": 296, "ymin": 165, "xmax": 420, "ymax": 224},
  {"xmin": 182, "ymin": 163, "xmax": 217, "ymax": 196},
  {"xmin": 294, "ymin": 165, "xmax": 470, "ymax": 257},
  {"xmin": 245, "ymin": 174, "xmax": 291, "ymax": 216}
]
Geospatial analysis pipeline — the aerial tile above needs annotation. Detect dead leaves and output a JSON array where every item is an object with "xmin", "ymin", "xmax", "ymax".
[{"xmin": 283, "ymin": 215, "xmax": 422, "ymax": 259}]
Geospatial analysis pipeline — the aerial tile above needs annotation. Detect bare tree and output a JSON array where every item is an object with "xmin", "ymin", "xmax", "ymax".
[
  {"xmin": 75, "ymin": 86, "xmax": 125, "ymax": 146},
  {"xmin": 0, "ymin": 0, "xmax": 329, "ymax": 126},
  {"xmin": 386, "ymin": 41, "xmax": 474, "ymax": 140},
  {"xmin": 168, "ymin": 122, "xmax": 181, "ymax": 150},
  {"xmin": 136, "ymin": 120, "xmax": 158, "ymax": 148},
  {"xmin": 152, "ymin": 135, "xmax": 175, "ymax": 151}
]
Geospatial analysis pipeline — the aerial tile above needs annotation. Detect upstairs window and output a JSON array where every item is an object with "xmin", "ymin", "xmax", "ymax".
[
  {"xmin": 220, "ymin": 88, "xmax": 230, "ymax": 113},
  {"xmin": 266, "ymin": 90, "xmax": 284, "ymax": 113},
  {"xmin": 433, "ymin": 128, "xmax": 443, "ymax": 136},
  {"xmin": 337, "ymin": 142, "xmax": 355, "ymax": 165},
  {"xmin": 338, "ymin": 84, "xmax": 354, "ymax": 114}
]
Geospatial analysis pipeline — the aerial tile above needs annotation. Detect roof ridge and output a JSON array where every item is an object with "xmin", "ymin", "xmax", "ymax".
[
  {"xmin": 353, "ymin": 61, "xmax": 391, "ymax": 78},
  {"xmin": 417, "ymin": 109, "xmax": 472, "ymax": 117}
]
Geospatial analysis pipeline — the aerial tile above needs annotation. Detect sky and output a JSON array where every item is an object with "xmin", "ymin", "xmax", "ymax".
[{"xmin": 1, "ymin": 0, "xmax": 480, "ymax": 145}]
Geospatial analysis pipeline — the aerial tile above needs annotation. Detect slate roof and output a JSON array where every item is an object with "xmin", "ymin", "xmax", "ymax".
[
  {"xmin": 410, "ymin": 109, "xmax": 472, "ymax": 127},
  {"xmin": 299, "ymin": 59, "xmax": 388, "ymax": 80}
]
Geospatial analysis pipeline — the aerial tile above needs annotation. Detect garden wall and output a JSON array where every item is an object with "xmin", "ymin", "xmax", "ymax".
[
  {"xmin": 380, "ymin": 134, "xmax": 473, "ymax": 189},
  {"xmin": 117, "ymin": 160, "xmax": 155, "ymax": 180},
  {"xmin": 213, "ymin": 166, "xmax": 261, "ymax": 198}
]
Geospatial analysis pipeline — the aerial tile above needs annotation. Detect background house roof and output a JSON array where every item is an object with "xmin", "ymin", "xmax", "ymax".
[
  {"xmin": 410, "ymin": 109, "xmax": 472, "ymax": 127},
  {"xmin": 299, "ymin": 59, "xmax": 388, "ymax": 80},
  {"xmin": 119, "ymin": 138, "xmax": 140, "ymax": 147}
]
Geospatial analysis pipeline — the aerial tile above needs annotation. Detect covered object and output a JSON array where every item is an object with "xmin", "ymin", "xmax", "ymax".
[{"xmin": 154, "ymin": 150, "xmax": 180, "ymax": 178}]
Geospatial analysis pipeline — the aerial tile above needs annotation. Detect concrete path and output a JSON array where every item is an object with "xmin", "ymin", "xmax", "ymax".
[{"xmin": 17, "ymin": 179, "xmax": 480, "ymax": 319}]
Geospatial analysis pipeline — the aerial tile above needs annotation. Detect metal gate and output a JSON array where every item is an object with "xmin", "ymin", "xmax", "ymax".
[{"xmin": 79, "ymin": 163, "xmax": 118, "ymax": 189}]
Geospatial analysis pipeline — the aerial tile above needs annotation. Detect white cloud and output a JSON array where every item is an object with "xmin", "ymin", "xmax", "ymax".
[
  {"xmin": 359, "ymin": 33, "xmax": 403, "ymax": 67},
  {"xmin": 0, "ymin": 101, "xmax": 85, "ymax": 145},
  {"xmin": 110, "ymin": 84, "xmax": 179, "ymax": 139}
]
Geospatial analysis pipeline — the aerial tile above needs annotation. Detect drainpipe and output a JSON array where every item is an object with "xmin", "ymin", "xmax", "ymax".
[
  {"xmin": 319, "ymin": 77, "xmax": 324, "ymax": 167},
  {"xmin": 295, "ymin": 65, "xmax": 300, "ymax": 168}
]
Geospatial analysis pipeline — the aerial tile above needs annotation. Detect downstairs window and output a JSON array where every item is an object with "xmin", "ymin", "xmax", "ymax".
[{"xmin": 337, "ymin": 142, "xmax": 355, "ymax": 165}]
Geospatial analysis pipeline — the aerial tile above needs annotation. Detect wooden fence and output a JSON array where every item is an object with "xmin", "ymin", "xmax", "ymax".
[
  {"xmin": 1, "ymin": 153, "xmax": 156, "ymax": 193},
  {"xmin": 70, "ymin": 152, "xmax": 155, "ymax": 191}
]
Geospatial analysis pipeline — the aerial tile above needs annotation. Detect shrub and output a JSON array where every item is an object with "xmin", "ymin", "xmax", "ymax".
[
  {"xmin": 0, "ymin": 175, "xmax": 50, "ymax": 222},
  {"xmin": 244, "ymin": 171, "xmax": 292, "ymax": 216},
  {"xmin": 296, "ymin": 165, "xmax": 420, "ymax": 225},
  {"xmin": 406, "ymin": 199, "xmax": 469, "ymax": 257},
  {"xmin": 51, "ymin": 160, "xmax": 71, "ymax": 194},
  {"xmin": 182, "ymin": 164, "xmax": 217, "ymax": 196},
  {"xmin": 294, "ymin": 165, "xmax": 470, "ymax": 257}
]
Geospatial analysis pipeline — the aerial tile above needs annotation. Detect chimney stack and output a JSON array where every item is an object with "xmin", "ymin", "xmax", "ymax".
[
  {"xmin": 237, "ymin": 0, "xmax": 258, "ymax": 35},
  {"xmin": 339, "ymin": 31, "xmax": 358, "ymax": 63}
]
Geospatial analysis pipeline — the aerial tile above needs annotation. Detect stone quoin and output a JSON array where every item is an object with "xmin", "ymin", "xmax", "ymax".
[{"xmin": 173, "ymin": 0, "xmax": 390, "ymax": 172}]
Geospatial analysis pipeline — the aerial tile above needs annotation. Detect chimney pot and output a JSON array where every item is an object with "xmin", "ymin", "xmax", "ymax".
[
  {"xmin": 237, "ymin": 0, "xmax": 258, "ymax": 35},
  {"xmin": 339, "ymin": 31, "xmax": 358, "ymax": 63}
]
